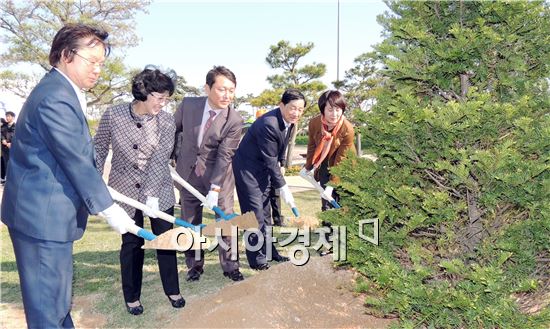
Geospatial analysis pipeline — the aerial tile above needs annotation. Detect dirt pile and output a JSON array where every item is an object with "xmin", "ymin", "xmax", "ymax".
[{"xmin": 167, "ymin": 256, "xmax": 394, "ymax": 328}]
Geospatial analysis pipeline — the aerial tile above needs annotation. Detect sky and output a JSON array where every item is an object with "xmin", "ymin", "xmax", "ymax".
[
  {"xmin": 1, "ymin": 0, "xmax": 388, "ymax": 115},
  {"xmin": 124, "ymin": 0, "xmax": 387, "ymax": 96}
]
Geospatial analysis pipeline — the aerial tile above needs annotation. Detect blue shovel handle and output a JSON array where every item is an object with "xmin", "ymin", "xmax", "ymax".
[
  {"xmin": 174, "ymin": 218, "xmax": 205, "ymax": 232},
  {"xmin": 330, "ymin": 200, "xmax": 341, "ymax": 209},
  {"xmin": 292, "ymin": 207, "xmax": 300, "ymax": 217},
  {"xmin": 212, "ymin": 206, "xmax": 237, "ymax": 221},
  {"xmin": 137, "ymin": 228, "xmax": 156, "ymax": 241}
]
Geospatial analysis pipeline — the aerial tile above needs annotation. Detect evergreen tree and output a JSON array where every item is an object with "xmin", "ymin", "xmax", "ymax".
[
  {"xmin": 251, "ymin": 40, "xmax": 327, "ymax": 166},
  {"xmin": 1, "ymin": 1, "xmax": 197, "ymax": 115},
  {"xmin": 325, "ymin": 1, "xmax": 550, "ymax": 327}
]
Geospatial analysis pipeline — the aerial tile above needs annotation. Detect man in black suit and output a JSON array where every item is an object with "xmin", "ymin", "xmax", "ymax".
[
  {"xmin": 1, "ymin": 111, "xmax": 15, "ymax": 183},
  {"xmin": 233, "ymin": 89, "xmax": 306, "ymax": 270}
]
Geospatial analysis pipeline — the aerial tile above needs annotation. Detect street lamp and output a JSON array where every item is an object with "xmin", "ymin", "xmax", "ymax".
[{"xmin": 336, "ymin": 0, "xmax": 340, "ymax": 84}]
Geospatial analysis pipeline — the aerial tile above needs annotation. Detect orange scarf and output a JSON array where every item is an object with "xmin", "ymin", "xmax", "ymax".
[{"xmin": 311, "ymin": 115, "xmax": 345, "ymax": 169}]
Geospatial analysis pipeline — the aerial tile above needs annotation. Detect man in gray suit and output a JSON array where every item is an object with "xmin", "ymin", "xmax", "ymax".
[
  {"xmin": 174, "ymin": 66, "xmax": 244, "ymax": 282},
  {"xmin": 1, "ymin": 24, "xmax": 134, "ymax": 328}
]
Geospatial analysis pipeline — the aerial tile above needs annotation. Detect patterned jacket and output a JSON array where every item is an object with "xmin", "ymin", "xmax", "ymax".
[{"xmin": 94, "ymin": 102, "xmax": 176, "ymax": 216}]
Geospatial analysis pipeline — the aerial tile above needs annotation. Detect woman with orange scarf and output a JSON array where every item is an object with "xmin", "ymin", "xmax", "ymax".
[{"xmin": 303, "ymin": 90, "xmax": 356, "ymax": 211}]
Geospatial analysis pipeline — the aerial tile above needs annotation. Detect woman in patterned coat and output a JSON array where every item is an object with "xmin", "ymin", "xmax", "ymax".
[
  {"xmin": 303, "ymin": 90, "xmax": 356, "ymax": 211},
  {"xmin": 94, "ymin": 66, "xmax": 185, "ymax": 315}
]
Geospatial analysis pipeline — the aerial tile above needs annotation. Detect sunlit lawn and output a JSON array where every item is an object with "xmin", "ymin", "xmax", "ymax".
[{"xmin": 1, "ymin": 189, "xmax": 322, "ymax": 328}]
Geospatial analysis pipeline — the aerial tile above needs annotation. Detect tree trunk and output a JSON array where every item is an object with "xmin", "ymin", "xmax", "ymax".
[
  {"xmin": 460, "ymin": 73, "xmax": 470, "ymax": 99},
  {"xmin": 355, "ymin": 131, "xmax": 362, "ymax": 156},
  {"xmin": 464, "ymin": 187, "xmax": 483, "ymax": 253},
  {"xmin": 285, "ymin": 126, "xmax": 298, "ymax": 168}
]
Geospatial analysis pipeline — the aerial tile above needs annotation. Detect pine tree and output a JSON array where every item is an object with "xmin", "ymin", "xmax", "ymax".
[
  {"xmin": 325, "ymin": 1, "xmax": 550, "ymax": 327},
  {"xmin": 251, "ymin": 40, "xmax": 327, "ymax": 166}
]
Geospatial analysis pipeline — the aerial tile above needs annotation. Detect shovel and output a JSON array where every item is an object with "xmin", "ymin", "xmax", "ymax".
[
  {"xmin": 107, "ymin": 186, "xmax": 209, "ymax": 250},
  {"xmin": 108, "ymin": 186, "xmax": 204, "ymax": 232},
  {"xmin": 126, "ymin": 224, "xmax": 157, "ymax": 241},
  {"xmin": 299, "ymin": 169, "xmax": 341, "ymax": 209},
  {"xmin": 169, "ymin": 166, "xmax": 255, "ymax": 221},
  {"xmin": 122, "ymin": 224, "xmax": 215, "ymax": 253}
]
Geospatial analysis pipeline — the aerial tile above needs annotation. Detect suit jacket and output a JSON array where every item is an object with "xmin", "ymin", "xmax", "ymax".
[
  {"xmin": 233, "ymin": 108, "xmax": 292, "ymax": 190},
  {"xmin": 305, "ymin": 114, "xmax": 356, "ymax": 182},
  {"xmin": 173, "ymin": 97, "xmax": 243, "ymax": 193},
  {"xmin": 94, "ymin": 103, "xmax": 176, "ymax": 217},
  {"xmin": 1, "ymin": 69, "xmax": 112, "ymax": 242}
]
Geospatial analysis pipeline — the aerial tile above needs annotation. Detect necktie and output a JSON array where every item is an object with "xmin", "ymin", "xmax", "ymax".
[
  {"xmin": 285, "ymin": 124, "xmax": 293, "ymax": 142},
  {"xmin": 203, "ymin": 110, "xmax": 216, "ymax": 137},
  {"xmin": 195, "ymin": 110, "xmax": 217, "ymax": 176}
]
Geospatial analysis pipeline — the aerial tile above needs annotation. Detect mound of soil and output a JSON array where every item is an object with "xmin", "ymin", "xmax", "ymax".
[
  {"xmin": 1, "ymin": 257, "xmax": 393, "ymax": 328},
  {"xmin": 166, "ymin": 256, "xmax": 394, "ymax": 328}
]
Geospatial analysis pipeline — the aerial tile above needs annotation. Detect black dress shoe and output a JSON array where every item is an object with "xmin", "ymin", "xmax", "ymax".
[
  {"xmin": 126, "ymin": 302, "xmax": 144, "ymax": 315},
  {"xmin": 223, "ymin": 270, "xmax": 244, "ymax": 281},
  {"xmin": 167, "ymin": 296, "xmax": 186, "ymax": 308},
  {"xmin": 251, "ymin": 263, "xmax": 269, "ymax": 271},
  {"xmin": 186, "ymin": 268, "xmax": 204, "ymax": 282},
  {"xmin": 272, "ymin": 255, "xmax": 289, "ymax": 262}
]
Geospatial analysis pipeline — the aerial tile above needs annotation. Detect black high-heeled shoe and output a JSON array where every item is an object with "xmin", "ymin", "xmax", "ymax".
[
  {"xmin": 126, "ymin": 301, "xmax": 144, "ymax": 315},
  {"xmin": 167, "ymin": 295, "xmax": 186, "ymax": 308}
]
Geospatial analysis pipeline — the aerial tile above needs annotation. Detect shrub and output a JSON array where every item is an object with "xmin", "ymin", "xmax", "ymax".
[
  {"xmin": 324, "ymin": 91, "xmax": 550, "ymax": 328},
  {"xmin": 327, "ymin": 2, "xmax": 550, "ymax": 326},
  {"xmin": 295, "ymin": 135, "xmax": 308, "ymax": 145}
]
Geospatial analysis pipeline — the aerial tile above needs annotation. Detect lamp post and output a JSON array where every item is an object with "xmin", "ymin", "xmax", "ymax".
[{"xmin": 336, "ymin": 0, "xmax": 340, "ymax": 84}]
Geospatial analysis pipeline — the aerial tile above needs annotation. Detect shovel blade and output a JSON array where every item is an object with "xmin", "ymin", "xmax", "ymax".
[
  {"xmin": 143, "ymin": 227, "xmax": 211, "ymax": 251},
  {"xmin": 202, "ymin": 211, "xmax": 258, "ymax": 236}
]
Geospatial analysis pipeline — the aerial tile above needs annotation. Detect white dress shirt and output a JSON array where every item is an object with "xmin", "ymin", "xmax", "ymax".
[
  {"xmin": 197, "ymin": 101, "xmax": 222, "ymax": 147},
  {"xmin": 54, "ymin": 68, "xmax": 87, "ymax": 114}
]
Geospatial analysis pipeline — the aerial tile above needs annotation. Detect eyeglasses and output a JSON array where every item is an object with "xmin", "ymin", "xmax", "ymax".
[
  {"xmin": 149, "ymin": 93, "xmax": 170, "ymax": 104},
  {"xmin": 73, "ymin": 52, "xmax": 105, "ymax": 69}
]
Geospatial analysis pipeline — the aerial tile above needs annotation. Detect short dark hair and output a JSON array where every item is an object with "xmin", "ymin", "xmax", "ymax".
[
  {"xmin": 205, "ymin": 66, "xmax": 236, "ymax": 88},
  {"xmin": 318, "ymin": 90, "xmax": 346, "ymax": 115},
  {"xmin": 49, "ymin": 23, "xmax": 111, "ymax": 67},
  {"xmin": 5, "ymin": 111, "xmax": 15, "ymax": 117},
  {"xmin": 131, "ymin": 67, "xmax": 176, "ymax": 102},
  {"xmin": 281, "ymin": 88, "xmax": 306, "ymax": 107}
]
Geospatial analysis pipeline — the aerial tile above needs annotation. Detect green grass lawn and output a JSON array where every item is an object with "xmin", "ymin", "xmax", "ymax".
[{"xmin": 1, "ymin": 190, "xmax": 322, "ymax": 328}]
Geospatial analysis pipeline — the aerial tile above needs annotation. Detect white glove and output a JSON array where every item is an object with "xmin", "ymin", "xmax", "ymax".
[
  {"xmin": 98, "ymin": 203, "xmax": 135, "ymax": 234},
  {"xmin": 321, "ymin": 186, "xmax": 334, "ymax": 201},
  {"xmin": 204, "ymin": 190, "xmax": 219, "ymax": 209},
  {"xmin": 279, "ymin": 163, "xmax": 286, "ymax": 176},
  {"xmin": 279, "ymin": 184, "xmax": 296, "ymax": 208},
  {"xmin": 144, "ymin": 196, "xmax": 159, "ymax": 218},
  {"xmin": 299, "ymin": 167, "xmax": 314, "ymax": 179}
]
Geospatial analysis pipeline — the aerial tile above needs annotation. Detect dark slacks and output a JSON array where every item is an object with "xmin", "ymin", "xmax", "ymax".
[
  {"xmin": 180, "ymin": 170, "xmax": 239, "ymax": 273},
  {"xmin": 1, "ymin": 155, "xmax": 5, "ymax": 180},
  {"xmin": 319, "ymin": 159, "xmax": 340, "ymax": 211},
  {"xmin": 232, "ymin": 164, "xmax": 283, "ymax": 268},
  {"xmin": 267, "ymin": 185, "xmax": 283, "ymax": 226},
  {"xmin": 9, "ymin": 228, "xmax": 75, "ymax": 329},
  {"xmin": 1, "ymin": 148, "xmax": 9, "ymax": 180},
  {"xmin": 120, "ymin": 207, "xmax": 180, "ymax": 303}
]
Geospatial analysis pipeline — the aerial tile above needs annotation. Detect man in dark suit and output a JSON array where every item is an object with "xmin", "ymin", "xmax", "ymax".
[
  {"xmin": 1, "ymin": 24, "xmax": 135, "ymax": 328},
  {"xmin": 255, "ymin": 109, "xmax": 285, "ymax": 227},
  {"xmin": 1, "ymin": 111, "xmax": 16, "ymax": 184},
  {"xmin": 233, "ymin": 89, "xmax": 306, "ymax": 270},
  {"xmin": 174, "ymin": 66, "xmax": 244, "ymax": 282}
]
